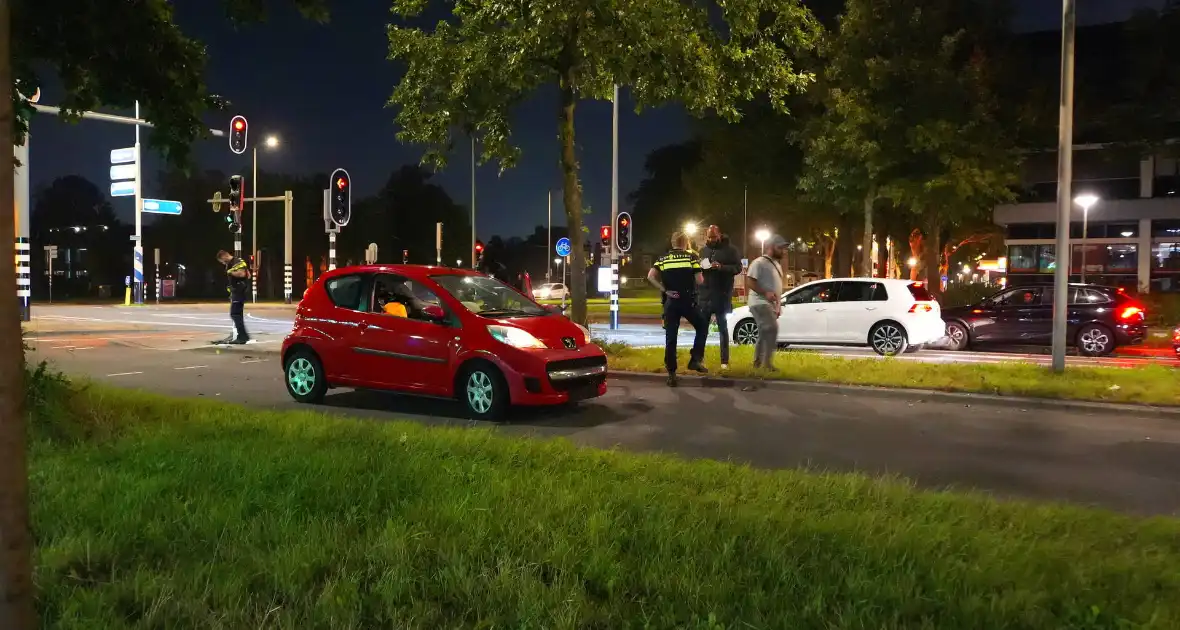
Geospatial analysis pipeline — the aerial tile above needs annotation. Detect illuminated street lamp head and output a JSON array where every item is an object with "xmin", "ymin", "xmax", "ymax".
[
  {"xmin": 684, "ymin": 222, "xmax": 697, "ymax": 236},
  {"xmin": 1074, "ymin": 193, "xmax": 1100, "ymax": 211},
  {"xmin": 264, "ymin": 135, "xmax": 279, "ymax": 148},
  {"xmin": 554, "ymin": 258, "xmax": 561, "ymax": 265},
  {"xmin": 907, "ymin": 257, "xmax": 918, "ymax": 267},
  {"xmin": 754, "ymin": 228, "xmax": 770, "ymax": 243}
]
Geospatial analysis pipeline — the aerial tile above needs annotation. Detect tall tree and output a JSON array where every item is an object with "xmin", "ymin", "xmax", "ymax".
[
  {"xmin": 627, "ymin": 141, "xmax": 701, "ymax": 252},
  {"xmin": 386, "ymin": 0, "xmax": 822, "ymax": 324},
  {"xmin": 2, "ymin": 2, "xmax": 328, "ymax": 626},
  {"xmin": 798, "ymin": 0, "xmax": 1020, "ymax": 292}
]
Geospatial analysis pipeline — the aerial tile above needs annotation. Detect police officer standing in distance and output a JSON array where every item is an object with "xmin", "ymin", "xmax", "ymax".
[
  {"xmin": 216, "ymin": 250, "xmax": 251, "ymax": 344},
  {"xmin": 647, "ymin": 232, "xmax": 709, "ymax": 386}
]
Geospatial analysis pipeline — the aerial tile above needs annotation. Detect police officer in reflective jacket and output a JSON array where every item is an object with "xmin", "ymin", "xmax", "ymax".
[
  {"xmin": 217, "ymin": 250, "xmax": 251, "ymax": 344},
  {"xmin": 647, "ymin": 232, "xmax": 709, "ymax": 386}
]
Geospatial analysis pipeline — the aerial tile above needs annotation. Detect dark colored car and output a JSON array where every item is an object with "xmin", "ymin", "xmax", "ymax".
[{"xmin": 941, "ymin": 283, "xmax": 1147, "ymax": 357}]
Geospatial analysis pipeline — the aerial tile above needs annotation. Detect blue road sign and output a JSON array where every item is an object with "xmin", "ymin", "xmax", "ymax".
[
  {"xmin": 124, "ymin": 276, "xmax": 131, "ymax": 287},
  {"xmin": 142, "ymin": 199, "xmax": 183, "ymax": 215},
  {"xmin": 555, "ymin": 237, "xmax": 572, "ymax": 257},
  {"xmin": 110, "ymin": 181, "xmax": 137, "ymax": 197}
]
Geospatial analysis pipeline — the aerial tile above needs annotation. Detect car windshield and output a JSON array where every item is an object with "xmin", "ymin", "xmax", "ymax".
[{"xmin": 432, "ymin": 274, "xmax": 548, "ymax": 317}]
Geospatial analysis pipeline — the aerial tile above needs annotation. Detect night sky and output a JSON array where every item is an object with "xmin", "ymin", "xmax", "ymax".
[{"xmin": 28, "ymin": 0, "xmax": 1157, "ymax": 240}]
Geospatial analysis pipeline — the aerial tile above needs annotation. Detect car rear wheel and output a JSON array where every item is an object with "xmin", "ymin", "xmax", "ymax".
[
  {"xmin": 869, "ymin": 322, "xmax": 909, "ymax": 357},
  {"xmin": 1076, "ymin": 324, "xmax": 1115, "ymax": 357},
  {"xmin": 461, "ymin": 363, "xmax": 509, "ymax": 421},
  {"xmin": 733, "ymin": 318, "xmax": 758, "ymax": 345},
  {"xmin": 945, "ymin": 321, "xmax": 969, "ymax": 351},
  {"xmin": 284, "ymin": 349, "xmax": 327, "ymax": 404}
]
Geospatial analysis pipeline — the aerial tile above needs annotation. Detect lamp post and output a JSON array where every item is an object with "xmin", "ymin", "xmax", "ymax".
[
  {"xmin": 252, "ymin": 134, "xmax": 280, "ymax": 302},
  {"xmin": 1050, "ymin": 0, "xmax": 1078, "ymax": 373},
  {"xmin": 1074, "ymin": 193, "xmax": 1099, "ymax": 284},
  {"xmin": 755, "ymin": 228, "xmax": 770, "ymax": 255}
]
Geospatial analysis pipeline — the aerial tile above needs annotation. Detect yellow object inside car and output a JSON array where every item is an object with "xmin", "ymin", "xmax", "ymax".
[{"xmin": 383, "ymin": 302, "xmax": 408, "ymax": 318}]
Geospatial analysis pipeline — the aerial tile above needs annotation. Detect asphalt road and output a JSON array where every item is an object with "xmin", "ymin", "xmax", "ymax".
[
  {"xmin": 23, "ymin": 303, "xmax": 1180, "ymax": 517},
  {"xmin": 25, "ymin": 303, "xmax": 1178, "ymax": 367}
]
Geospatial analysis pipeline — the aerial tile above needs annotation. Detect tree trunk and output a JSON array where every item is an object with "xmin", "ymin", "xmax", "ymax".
[
  {"xmin": 876, "ymin": 232, "xmax": 889, "ymax": 279},
  {"xmin": 557, "ymin": 72, "xmax": 587, "ymax": 325},
  {"xmin": 823, "ymin": 239, "xmax": 835, "ymax": 279},
  {"xmin": 907, "ymin": 228, "xmax": 924, "ymax": 281},
  {"xmin": 924, "ymin": 217, "xmax": 943, "ymax": 296},
  {"xmin": 0, "ymin": 1, "xmax": 35, "ymax": 627},
  {"xmin": 861, "ymin": 188, "xmax": 875, "ymax": 276}
]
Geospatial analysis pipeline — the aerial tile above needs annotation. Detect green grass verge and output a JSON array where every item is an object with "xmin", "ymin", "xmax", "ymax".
[
  {"xmin": 603, "ymin": 345, "xmax": 1180, "ymax": 407},
  {"xmin": 25, "ymin": 372, "xmax": 1180, "ymax": 628}
]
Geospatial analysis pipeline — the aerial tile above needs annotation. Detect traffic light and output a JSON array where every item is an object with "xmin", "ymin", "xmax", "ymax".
[
  {"xmin": 474, "ymin": 240, "xmax": 485, "ymax": 255},
  {"xmin": 616, "ymin": 212, "xmax": 632, "ymax": 252},
  {"xmin": 329, "ymin": 168, "xmax": 351, "ymax": 227},
  {"xmin": 600, "ymin": 225, "xmax": 611, "ymax": 247},
  {"xmin": 227, "ymin": 175, "xmax": 244, "ymax": 233},
  {"xmin": 402, "ymin": 249, "xmax": 409, "ymax": 264},
  {"xmin": 229, "ymin": 115, "xmax": 248, "ymax": 154}
]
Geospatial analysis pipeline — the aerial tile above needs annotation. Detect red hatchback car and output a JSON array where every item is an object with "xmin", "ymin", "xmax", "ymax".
[{"xmin": 281, "ymin": 265, "xmax": 607, "ymax": 420}]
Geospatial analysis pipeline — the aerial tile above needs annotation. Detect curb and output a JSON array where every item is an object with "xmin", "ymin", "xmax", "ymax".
[{"xmin": 606, "ymin": 370, "xmax": 1180, "ymax": 418}]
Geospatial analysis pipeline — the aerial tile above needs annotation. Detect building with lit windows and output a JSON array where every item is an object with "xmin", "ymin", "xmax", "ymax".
[{"xmin": 993, "ymin": 146, "xmax": 1180, "ymax": 293}]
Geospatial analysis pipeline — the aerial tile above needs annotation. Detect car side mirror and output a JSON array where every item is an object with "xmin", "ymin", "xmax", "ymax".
[
  {"xmin": 422, "ymin": 304, "xmax": 446, "ymax": 321},
  {"xmin": 543, "ymin": 304, "xmax": 564, "ymax": 315}
]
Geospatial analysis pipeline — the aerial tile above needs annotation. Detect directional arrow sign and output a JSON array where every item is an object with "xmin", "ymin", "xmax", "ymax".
[
  {"xmin": 110, "ymin": 181, "xmax": 137, "ymax": 197},
  {"xmin": 142, "ymin": 199, "xmax": 183, "ymax": 215},
  {"xmin": 110, "ymin": 147, "xmax": 136, "ymax": 164},
  {"xmin": 109, "ymin": 164, "xmax": 136, "ymax": 181}
]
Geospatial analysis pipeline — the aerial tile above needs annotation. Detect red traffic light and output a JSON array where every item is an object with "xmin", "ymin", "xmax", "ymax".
[
  {"xmin": 600, "ymin": 226, "xmax": 611, "ymax": 238},
  {"xmin": 234, "ymin": 119, "xmax": 245, "ymax": 131},
  {"xmin": 475, "ymin": 241, "xmax": 485, "ymax": 253},
  {"xmin": 336, "ymin": 177, "xmax": 347, "ymax": 190},
  {"xmin": 620, "ymin": 218, "xmax": 629, "ymax": 226}
]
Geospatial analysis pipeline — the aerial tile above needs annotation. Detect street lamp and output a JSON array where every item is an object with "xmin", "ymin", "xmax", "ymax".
[
  {"xmin": 907, "ymin": 257, "xmax": 918, "ymax": 267},
  {"xmin": 1074, "ymin": 193, "xmax": 1100, "ymax": 284},
  {"xmin": 252, "ymin": 133, "xmax": 280, "ymax": 302},
  {"xmin": 684, "ymin": 221, "xmax": 698, "ymax": 236},
  {"xmin": 755, "ymin": 228, "xmax": 770, "ymax": 253},
  {"xmin": 722, "ymin": 176, "xmax": 749, "ymax": 259}
]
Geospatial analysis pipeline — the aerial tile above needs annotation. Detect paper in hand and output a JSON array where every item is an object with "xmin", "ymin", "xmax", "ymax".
[{"xmin": 700, "ymin": 258, "xmax": 712, "ymax": 270}]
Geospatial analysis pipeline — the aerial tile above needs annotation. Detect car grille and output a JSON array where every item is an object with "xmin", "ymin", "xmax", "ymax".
[{"xmin": 546, "ymin": 356, "xmax": 607, "ymax": 392}]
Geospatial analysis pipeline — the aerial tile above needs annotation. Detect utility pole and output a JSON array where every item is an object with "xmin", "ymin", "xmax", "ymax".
[
  {"xmin": 547, "ymin": 190, "xmax": 552, "ymax": 282},
  {"xmin": 1050, "ymin": 0, "xmax": 1077, "ymax": 373},
  {"xmin": 609, "ymin": 84, "xmax": 620, "ymax": 330},
  {"xmin": 471, "ymin": 136, "xmax": 477, "ymax": 269}
]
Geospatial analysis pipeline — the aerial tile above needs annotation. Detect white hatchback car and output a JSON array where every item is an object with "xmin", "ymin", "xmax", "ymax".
[
  {"xmin": 532, "ymin": 283, "xmax": 569, "ymax": 301},
  {"xmin": 728, "ymin": 278, "xmax": 946, "ymax": 356}
]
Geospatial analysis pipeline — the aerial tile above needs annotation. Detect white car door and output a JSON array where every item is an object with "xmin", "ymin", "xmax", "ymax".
[
  {"xmin": 823, "ymin": 281, "xmax": 890, "ymax": 343},
  {"xmin": 778, "ymin": 281, "xmax": 838, "ymax": 342}
]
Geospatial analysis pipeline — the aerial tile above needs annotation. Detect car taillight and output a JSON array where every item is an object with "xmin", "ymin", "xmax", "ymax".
[
  {"xmin": 908, "ymin": 303, "xmax": 933, "ymax": 313},
  {"xmin": 1117, "ymin": 306, "xmax": 1144, "ymax": 321},
  {"xmin": 1172, "ymin": 328, "xmax": 1180, "ymax": 342}
]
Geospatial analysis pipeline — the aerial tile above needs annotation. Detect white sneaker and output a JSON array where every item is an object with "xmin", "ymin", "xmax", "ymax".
[{"xmin": 720, "ymin": 363, "xmax": 729, "ymax": 371}]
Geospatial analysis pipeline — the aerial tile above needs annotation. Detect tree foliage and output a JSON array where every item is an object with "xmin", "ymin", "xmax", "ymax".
[
  {"xmin": 386, "ymin": 0, "xmax": 822, "ymax": 323},
  {"xmin": 627, "ymin": 140, "xmax": 701, "ymax": 251}
]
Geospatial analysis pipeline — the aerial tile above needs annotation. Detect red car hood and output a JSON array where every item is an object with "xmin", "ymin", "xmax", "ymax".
[{"xmin": 484, "ymin": 314, "xmax": 588, "ymax": 349}]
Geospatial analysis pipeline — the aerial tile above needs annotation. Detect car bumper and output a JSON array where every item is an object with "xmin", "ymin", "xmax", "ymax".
[
  {"xmin": 907, "ymin": 318, "xmax": 947, "ymax": 346},
  {"xmin": 490, "ymin": 347, "xmax": 609, "ymax": 406},
  {"xmin": 1114, "ymin": 323, "xmax": 1148, "ymax": 346}
]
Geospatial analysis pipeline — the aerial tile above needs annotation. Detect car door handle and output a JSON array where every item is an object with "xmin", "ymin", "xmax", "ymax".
[
  {"xmin": 815, "ymin": 307, "xmax": 827, "ymax": 312},
  {"xmin": 864, "ymin": 306, "xmax": 877, "ymax": 311}
]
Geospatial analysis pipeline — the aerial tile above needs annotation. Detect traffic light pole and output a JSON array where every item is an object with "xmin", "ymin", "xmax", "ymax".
[
  {"xmin": 609, "ymin": 84, "xmax": 620, "ymax": 330},
  {"xmin": 209, "ymin": 191, "xmax": 295, "ymax": 303},
  {"xmin": 323, "ymin": 188, "xmax": 340, "ymax": 271}
]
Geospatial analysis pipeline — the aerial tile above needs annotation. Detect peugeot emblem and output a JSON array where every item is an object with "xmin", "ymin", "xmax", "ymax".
[{"xmin": 562, "ymin": 337, "xmax": 576, "ymax": 349}]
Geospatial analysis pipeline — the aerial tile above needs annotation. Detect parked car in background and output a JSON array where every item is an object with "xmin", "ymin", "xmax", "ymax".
[
  {"xmin": 532, "ymin": 282, "xmax": 569, "ymax": 301},
  {"xmin": 282, "ymin": 265, "xmax": 605, "ymax": 421},
  {"xmin": 729, "ymin": 278, "xmax": 945, "ymax": 356},
  {"xmin": 940, "ymin": 283, "xmax": 1147, "ymax": 357}
]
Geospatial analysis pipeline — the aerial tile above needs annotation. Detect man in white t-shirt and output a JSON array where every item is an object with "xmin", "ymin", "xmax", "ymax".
[{"xmin": 744, "ymin": 235, "xmax": 787, "ymax": 370}]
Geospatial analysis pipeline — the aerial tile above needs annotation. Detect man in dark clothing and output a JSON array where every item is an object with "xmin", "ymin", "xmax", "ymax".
[
  {"xmin": 698, "ymin": 225, "xmax": 743, "ymax": 370},
  {"xmin": 217, "ymin": 250, "xmax": 251, "ymax": 344},
  {"xmin": 647, "ymin": 232, "xmax": 709, "ymax": 386}
]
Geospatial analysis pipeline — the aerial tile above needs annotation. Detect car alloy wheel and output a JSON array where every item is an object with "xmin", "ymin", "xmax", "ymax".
[
  {"xmin": 466, "ymin": 370, "xmax": 495, "ymax": 414},
  {"xmin": 870, "ymin": 323, "xmax": 908, "ymax": 356},
  {"xmin": 734, "ymin": 319, "xmax": 758, "ymax": 345},
  {"xmin": 1077, "ymin": 325, "xmax": 1113, "ymax": 357},
  {"xmin": 288, "ymin": 358, "xmax": 316, "ymax": 397},
  {"xmin": 946, "ymin": 322, "xmax": 968, "ymax": 351}
]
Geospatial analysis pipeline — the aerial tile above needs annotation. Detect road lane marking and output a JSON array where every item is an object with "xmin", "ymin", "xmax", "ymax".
[
  {"xmin": 240, "ymin": 358, "xmax": 268, "ymax": 364},
  {"xmin": 38, "ymin": 315, "xmax": 232, "ymax": 330},
  {"xmin": 106, "ymin": 371, "xmax": 143, "ymax": 377},
  {"xmin": 174, "ymin": 365, "xmax": 207, "ymax": 370}
]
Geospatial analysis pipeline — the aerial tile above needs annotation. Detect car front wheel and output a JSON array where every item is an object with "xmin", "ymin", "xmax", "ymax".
[
  {"xmin": 461, "ymin": 363, "xmax": 509, "ymax": 421},
  {"xmin": 733, "ymin": 318, "xmax": 758, "ymax": 345},
  {"xmin": 869, "ymin": 322, "xmax": 909, "ymax": 357},
  {"xmin": 945, "ymin": 321, "xmax": 969, "ymax": 351},
  {"xmin": 1076, "ymin": 324, "xmax": 1115, "ymax": 357}
]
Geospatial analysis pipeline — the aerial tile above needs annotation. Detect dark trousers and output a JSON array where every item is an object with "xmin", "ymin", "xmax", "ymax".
[
  {"xmin": 700, "ymin": 301, "xmax": 730, "ymax": 364},
  {"xmin": 229, "ymin": 299, "xmax": 249, "ymax": 340},
  {"xmin": 663, "ymin": 297, "xmax": 707, "ymax": 374}
]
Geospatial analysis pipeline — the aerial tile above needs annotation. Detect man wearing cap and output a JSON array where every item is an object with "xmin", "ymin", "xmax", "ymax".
[
  {"xmin": 744, "ymin": 235, "xmax": 787, "ymax": 371},
  {"xmin": 698, "ymin": 225, "xmax": 742, "ymax": 370},
  {"xmin": 648, "ymin": 231, "xmax": 709, "ymax": 386}
]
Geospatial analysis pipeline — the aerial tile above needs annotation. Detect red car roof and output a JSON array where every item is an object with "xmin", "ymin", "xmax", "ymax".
[{"xmin": 317, "ymin": 264, "xmax": 482, "ymax": 282}]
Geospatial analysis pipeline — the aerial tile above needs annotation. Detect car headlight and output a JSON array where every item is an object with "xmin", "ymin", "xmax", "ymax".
[
  {"xmin": 574, "ymin": 323, "xmax": 591, "ymax": 345},
  {"xmin": 487, "ymin": 325, "xmax": 547, "ymax": 349}
]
